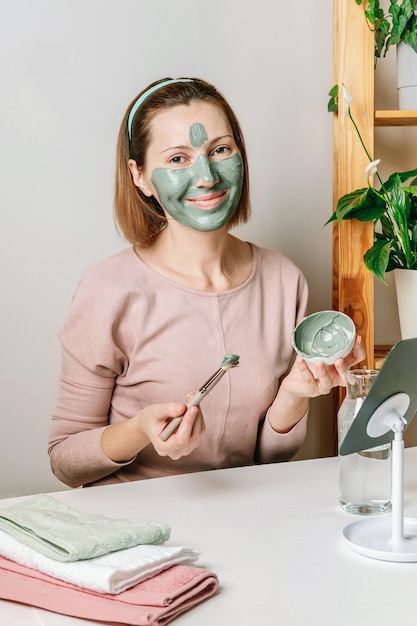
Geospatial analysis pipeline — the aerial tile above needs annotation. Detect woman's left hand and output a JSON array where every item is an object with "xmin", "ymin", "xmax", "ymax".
[{"xmin": 284, "ymin": 335, "xmax": 366, "ymax": 399}]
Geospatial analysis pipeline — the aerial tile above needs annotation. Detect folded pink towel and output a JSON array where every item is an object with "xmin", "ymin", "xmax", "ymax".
[{"xmin": 0, "ymin": 555, "xmax": 219, "ymax": 625}]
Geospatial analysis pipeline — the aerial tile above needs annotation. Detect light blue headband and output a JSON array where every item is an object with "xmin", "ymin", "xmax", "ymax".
[{"xmin": 127, "ymin": 78, "xmax": 193, "ymax": 140}]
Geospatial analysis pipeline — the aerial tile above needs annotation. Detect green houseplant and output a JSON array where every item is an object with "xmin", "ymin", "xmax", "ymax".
[
  {"xmin": 357, "ymin": 0, "xmax": 417, "ymax": 60},
  {"xmin": 326, "ymin": 84, "xmax": 417, "ymax": 284}
]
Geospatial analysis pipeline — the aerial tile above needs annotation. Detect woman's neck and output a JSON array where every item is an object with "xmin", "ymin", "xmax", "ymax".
[{"xmin": 136, "ymin": 227, "xmax": 253, "ymax": 292}]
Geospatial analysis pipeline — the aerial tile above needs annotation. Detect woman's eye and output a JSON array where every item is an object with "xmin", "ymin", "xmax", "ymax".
[
  {"xmin": 169, "ymin": 155, "xmax": 186, "ymax": 165},
  {"xmin": 211, "ymin": 146, "xmax": 230, "ymax": 159}
]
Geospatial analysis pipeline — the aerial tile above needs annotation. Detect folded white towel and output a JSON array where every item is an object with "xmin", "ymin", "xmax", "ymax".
[
  {"xmin": 0, "ymin": 529, "xmax": 199, "ymax": 594},
  {"xmin": 0, "ymin": 494, "xmax": 170, "ymax": 561}
]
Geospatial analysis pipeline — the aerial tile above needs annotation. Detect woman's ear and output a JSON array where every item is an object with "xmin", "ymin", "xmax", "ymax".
[{"xmin": 128, "ymin": 159, "xmax": 153, "ymax": 197}]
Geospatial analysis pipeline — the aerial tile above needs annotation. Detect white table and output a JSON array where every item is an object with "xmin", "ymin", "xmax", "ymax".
[{"xmin": 1, "ymin": 448, "xmax": 417, "ymax": 626}]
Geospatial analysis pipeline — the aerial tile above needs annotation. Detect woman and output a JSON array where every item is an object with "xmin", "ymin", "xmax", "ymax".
[{"xmin": 48, "ymin": 77, "xmax": 364, "ymax": 488}]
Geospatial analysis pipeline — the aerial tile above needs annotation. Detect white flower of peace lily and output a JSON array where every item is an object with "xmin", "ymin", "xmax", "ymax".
[
  {"xmin": 342, "ymin": 85, "xmax": 353, "ymax": 111},
  {"xmin": 365, "ymin": 159, "xmax": 381, "ymax": 184}
]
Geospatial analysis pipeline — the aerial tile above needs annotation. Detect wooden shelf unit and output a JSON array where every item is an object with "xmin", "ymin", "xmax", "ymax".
[
  {"xmin": 331, "ymin": 1, "xmax": 417, "ymax": 449},
  {"xmin": 333, "ymin": 2, "xmax": 417, "ymax": 371}
]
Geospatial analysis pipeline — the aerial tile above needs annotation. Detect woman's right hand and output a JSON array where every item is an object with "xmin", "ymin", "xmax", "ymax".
[
  {"xmin": 141, "ymin": 400, "xmax": 205, "ymax": 459},
  {"xmin": 101, "ymin": 400, "xmax": 205, "ymax": 463}
]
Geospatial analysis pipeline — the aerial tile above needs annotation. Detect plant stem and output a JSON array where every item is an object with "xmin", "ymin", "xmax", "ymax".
[{"xmin": 348, "ymin": 108, "xmax": 384, "ymax": 187}]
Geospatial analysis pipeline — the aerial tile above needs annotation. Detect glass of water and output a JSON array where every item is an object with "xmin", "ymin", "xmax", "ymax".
[{"xmin": 338, "ymin": 369, "xmax": 391, "ymax": 515}]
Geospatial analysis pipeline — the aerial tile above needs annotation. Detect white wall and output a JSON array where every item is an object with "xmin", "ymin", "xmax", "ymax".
[{"xmin": 0, "ymin": 0, "xmax": 334, "ymax": 497}]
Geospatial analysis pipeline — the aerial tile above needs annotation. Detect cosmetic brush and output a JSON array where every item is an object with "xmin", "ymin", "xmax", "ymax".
[{"xmin": 160, "ymin": 353, "xmax": 240, "ymax": 441}]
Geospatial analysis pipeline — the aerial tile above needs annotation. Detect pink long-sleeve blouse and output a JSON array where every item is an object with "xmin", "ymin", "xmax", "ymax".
[{"xmin": 48, "ymin": 243, "xmax": 309, "ymax": 487}]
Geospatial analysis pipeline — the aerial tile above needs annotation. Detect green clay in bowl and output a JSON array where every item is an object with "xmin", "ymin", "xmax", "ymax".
[{"xmin": 292, "ymin": 310, "xmax": 356, "ymax": 365}]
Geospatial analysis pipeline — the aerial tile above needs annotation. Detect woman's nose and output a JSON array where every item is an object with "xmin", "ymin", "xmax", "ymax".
[{"xmin": 192, "ymin": 155, "xmax": 218, "ymax": 185}]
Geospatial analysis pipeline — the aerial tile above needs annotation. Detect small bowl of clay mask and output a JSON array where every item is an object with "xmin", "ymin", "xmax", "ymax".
[{"xmin": 292, "ymin": 310, "xmax": 356, "ymax": 365}]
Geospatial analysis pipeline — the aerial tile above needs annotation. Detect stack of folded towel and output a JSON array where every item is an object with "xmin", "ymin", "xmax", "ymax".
[{"xmin": 0, "ymin": 493, "xmax": 219, "ymax": 625}]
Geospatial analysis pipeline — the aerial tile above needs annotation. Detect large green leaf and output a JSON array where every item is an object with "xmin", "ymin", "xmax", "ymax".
[
  {"xmin": 389, "ymin": 182, "xmax": 410, "ymax": 221},
  {"xmin": 335, "ymin": 187, "xmax": 387, "ymax": 222},
  {"xmin": 383, "ymin": 168, "xmax": 417, "ymax": 190},
  {"xmin": 364, "ymin": 240, "xmax": 392, "ymax": 283}
]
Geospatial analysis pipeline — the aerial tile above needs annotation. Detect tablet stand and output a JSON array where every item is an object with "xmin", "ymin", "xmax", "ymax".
[{"xmin": 340, "ymin": 338, "xmax": 417, "ymax": 562}]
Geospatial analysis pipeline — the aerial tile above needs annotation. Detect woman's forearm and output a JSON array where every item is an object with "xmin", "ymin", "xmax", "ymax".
[
  {"xmin": 267, "ymin": 387, "xmax": 309, "ymax": 433},
  {"xmin": 101, "ymin": 416, "xmax": 149, "ymax": 462}
]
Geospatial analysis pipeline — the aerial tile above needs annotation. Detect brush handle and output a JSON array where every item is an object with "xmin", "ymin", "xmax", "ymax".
[
  {"xmin": 159, "ymin": 416, "xmax": 184, "ymax": 441},
  {"xmin": 159, "ymin": 370, "xmax": 227, "ymax": 441},
  {"xmin": 159, "ymin": 390, "xmax": 208, "ymax": 442}
]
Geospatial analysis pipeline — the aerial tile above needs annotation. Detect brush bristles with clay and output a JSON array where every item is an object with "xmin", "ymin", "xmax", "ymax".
[
  {"xmin": 159, "ymin": 353, "xmax": 240, "ymax": 441},
  {"xmin": 196, "ymin": 353, "xmax": 240, "ymax": 395}
]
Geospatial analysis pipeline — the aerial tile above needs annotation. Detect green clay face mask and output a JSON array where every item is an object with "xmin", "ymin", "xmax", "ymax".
[
  {"xmin": 150, "ymin": 124, "xmax": 243, "ymax": 232},
  {"xmin": 189, "ymin": 122, "xmax": 208, "ymax": 148}
]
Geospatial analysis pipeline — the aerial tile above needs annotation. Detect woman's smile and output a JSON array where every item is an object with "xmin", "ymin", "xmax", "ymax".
[{"xmin": 185, "ymin": 189, "xmax": 229, "ymax": 210}]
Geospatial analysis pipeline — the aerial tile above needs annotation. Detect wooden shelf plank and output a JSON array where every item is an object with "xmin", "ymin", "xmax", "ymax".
[{"xmin": 375, "ymin": 110, "xmax": 417, "ymax": 126}]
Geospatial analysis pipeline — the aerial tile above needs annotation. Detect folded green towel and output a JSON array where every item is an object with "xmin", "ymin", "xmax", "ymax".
[{"xmin": 0, "ymin": 494, "xmax": 170, "ymax": 562}]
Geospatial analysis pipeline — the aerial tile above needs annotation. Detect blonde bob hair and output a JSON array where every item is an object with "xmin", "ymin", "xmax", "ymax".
[{"xmin": 114, "ymin": 77, "xmax": 250, "ymax": 245}]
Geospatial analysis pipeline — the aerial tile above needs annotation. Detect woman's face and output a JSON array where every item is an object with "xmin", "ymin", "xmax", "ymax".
[{"xmin": 129, "ymin": 102, "xmax": 243, "ymax": 232}]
